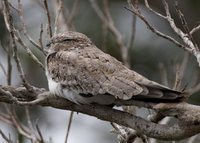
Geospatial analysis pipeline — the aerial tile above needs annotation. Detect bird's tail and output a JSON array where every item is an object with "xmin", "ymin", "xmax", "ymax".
[{"xmin": 114, "ymin": 89, "xmax": 186, "ymax": 107}]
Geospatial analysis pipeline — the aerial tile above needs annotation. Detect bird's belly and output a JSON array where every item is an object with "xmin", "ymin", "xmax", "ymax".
[
  {"xmin": 47, "ymin": 77, "xmax": 63, "ymax": 96},
  {"xmin": 47, "ymin": 75, "xmax": 115, "ymax": 105},
  {"xmin": 62, "ymin": 89, "xmax": 91, "ymax": 104},
  {"xmin": 47, "ymin": 76, "xmax": 90, "ymax": 104}
]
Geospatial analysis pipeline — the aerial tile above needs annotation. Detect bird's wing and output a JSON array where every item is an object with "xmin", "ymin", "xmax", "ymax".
[{"xmin": 46, "ymin": 45, "xmax": 182, "ymax": 101}]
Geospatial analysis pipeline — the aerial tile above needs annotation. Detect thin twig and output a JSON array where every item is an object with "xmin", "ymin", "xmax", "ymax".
[
  {"xmin": 0, "ymin": 62, "xmax": 7, "ymax": 77},
  {"xmin": 39, "ymin": 24, "xmax": 44, "ymax": 52},
  {"xmin": 144, "ymin": 0, "xmax": 166, "ymax": 19},
  {"xmin": 17, "ymin": 0, "xmax": 26, "ymax": 33},
  {"xmin": 2, "ymin": 0, "xmax": 44, "ymax": 70},
  {"xmin": 54, "ymin": 0, "xmax": 62, "ymax": 35},
  {"xmin": 6, "ymin": 44, "xmax": 12, "ymax": 85},
  {"xmin": 0, "ymin": 113, "xmax": 13, "ymax": 125},
  {"xmin": 190, "ymin": 24, "xmax": 200, "ymax": 35},
  {"xmin": 10, "ymin": 108, "xmax": 34, "ymax": 140},
  {"xmin": 124, "ymin": 6, "xmax": 190, "ymax": 52},
  {"xmin": 53, "ymin": 0, "xmax": 69, "ymax": 31},
  {"xmin": 127, "ymin": 0, "xmax": 137, "ymax": 57},
  {"xmin": 173, "ymin": 64, "xmax": 181, "ymax": 90},
  {"xmin": 17, "ymin": 0, "xmax": 44, "ymax": 53},
  {"xmin": 162, "ymin": 0, "xmax": 199, "ymax": 54},
  {"xmin": 173, "ymin": 52, "xmax": 189, "ymax": 90},
  {"xmin": 90, "ymin": 0, "xmax": 129, "ymax": 66},
  {"xmin": 25, "ymin": 107, "xmax": 35, "ymax": 133},
  {"xmin": 8, "ymin": 1, "xmax": 20, "ymax": 13},
  {"xmin": 111, "ymin": 122, "xmax": 127, "ymax": 141},
  {"xmin": 158, "ymin": 63, "xmax": 169, "ymax": 86},
  {"xmin": 128, "ymin": 16, "xmax": 136, "ymax": 51},
  {"xmin": 2, "ymin": 0, "xmax": 33, "ymax": 90},
  {"xmin": 174, "ymin": 1, "xmax": 198, "ymax": 50},
  {"xmin": 44, "ymin": 0, "xmax": 53, "ymax": 37},
  {"xmin": 67, "ymin": 0, "xmax": 79, "ymax": 29},
  {"xmin": 15, "ymin": 30, "xmax": 45, "ymax": 70},
  {"xmin": 0, "ymin": 129, "xmax": 13, "ymax": 143},
  {"xmin": 36, "ymin": 124, "xmax": 45, "ymax": 143},
  {"xmin": 64, "ymin": 111, "xmax": 74, "ymax": 143},
  {"xmin": 13, "ymin": 39, "xmax": 32, "ymax": 91}
]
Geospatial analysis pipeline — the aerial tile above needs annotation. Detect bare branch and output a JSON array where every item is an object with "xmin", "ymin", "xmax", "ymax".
[
  {"xmin": 54, "ymin": 0, "xmax": 62, "ymax": 35},
  {"xmin": 124, "ymin": 6, "xmax": 190, "ymax": 52},
  {"xmin": 0, "ymin": 129, "xmax": 13, "ymax": 143},
  {"xmin": 64, "ymin": 111, "xmax": 74, "ymax": 143},
  {"xmin": 36, "ymin": 125, "xmax": 45, "ymax": 143},
  {"xmin": 127, "ymin": 0, "xmax": 137, "ymax": 55},
  {"xmin": 111, "ymin": 122, "xmax": 127, "ymax": 141},
  {"xmin": 174, "ymin": 1, "xmax": 197, "ymax": 50},
  {"xmin": 67, "ymin": 0, "xmax": 79, "ymax": 29},
  {"xmin": 0, "ymin": 113, "xmax": 13, "ymax": 125},
  {"xmin": 6, "ymin": 45, "xmax": 12, "ymax": 85},
  {"xmin": 173, "ymin": 52, "xmax": 189, "ymax": 90},
  {"xmin": 90, "ymin": 0, "xmax": 130, "ymax": 67},
  {"xmin": 52, "ymin": 0, "xmax": 69, "ymax": 31},
  {"xmin": 2, "ymin": 0, "xmax": 33, "ymax": 91},
  {"xmin": 162, "ymin": 0, "xmax": 200, "ymax": 65},
  {"xmin": 144, "ymin": 0, "xmax": 166, "ymax": 19},
  {"xmin": 10, "ymin": 108, "xmax": 34, "ymax": 140},
  {"xmin": 2, "ymin": 0, "xmax": 45, "ymax": 70},
  {"xmin": 8, "ymin": 1, "xmax": 20, "ymax": 13},
  {"xmin": 0, "ymin": 39, "xmax": 12, "ymax": 84},
  {"xmin": 190, "ymin": 24, "xmax": 200, "ymax": 35},
  {"xmin": 17, "ymin": 0, "xmax": 26, "ymax": 33},
  {"xmin": 39, "ymin": 24, "xmax": 45, "ymax": 52},
  {"xmin": 25, "ymin": 107, "xmax": 34, "ymax": 133},
  {"xmin": 17, "ymin": 0, "xmax": 44, "ymax": 54},
  {"xmin": 158, "ymin": 63, "xmax": 169, "ymax": 86},
  {"xmin": 127, "ymin": 0, "xmax": 200, "ymax": 67},
  {"xmin": 15, "ymin": 30, "xmax": 45, "ymax": 70},
  {"xmin": 13, "ymin": 41, "xmax": 32, "ymax": 90},
  {"xmin": 111, "ymin": 122, "xmax": 146, "ymax": 143},
  {"xmin": 0, "ymin": 62, "xmax": 7, "ymax": 77},
  {"xmin": 1, "ymin": 86, "xmax": 200, "ymax": 140},
  {"xmin": 43, "ymin": 0, "xmax": 53, "ymax": 37}
]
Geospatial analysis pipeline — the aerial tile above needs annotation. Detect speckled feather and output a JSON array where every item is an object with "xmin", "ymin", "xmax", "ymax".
[{"xmin": 45, "ymin": 31, "xmax": 183, "ymax": 104}]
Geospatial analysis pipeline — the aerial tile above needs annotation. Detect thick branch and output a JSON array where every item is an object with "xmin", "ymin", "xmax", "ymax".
[{"xmin": 0, "ymin": 85, "xmax": 200, "ymax": 140}]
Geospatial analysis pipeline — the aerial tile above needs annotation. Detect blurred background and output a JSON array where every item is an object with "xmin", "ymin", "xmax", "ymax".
[{"xmin": 1, "ymin": 0, "xmax": 200, "ymax": 142}]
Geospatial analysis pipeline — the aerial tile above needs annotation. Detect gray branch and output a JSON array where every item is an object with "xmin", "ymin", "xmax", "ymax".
[{"xmin": 0, "ymin": 85, "xmax": 200, "ymax": 141}]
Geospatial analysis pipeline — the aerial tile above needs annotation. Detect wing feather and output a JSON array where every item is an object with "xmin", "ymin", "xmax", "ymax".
[{"xmin": 46, "ymin": 45, "xmax": 145, "ymax": 100}]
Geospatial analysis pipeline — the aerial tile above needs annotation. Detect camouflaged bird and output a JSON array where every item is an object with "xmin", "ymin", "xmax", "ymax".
[{"xmin": 45, "ymin": 31, "xmax": 183, "ymax": 105}]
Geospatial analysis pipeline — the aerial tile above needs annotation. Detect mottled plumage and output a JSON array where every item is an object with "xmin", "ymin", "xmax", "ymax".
[{"xmin": 45, "ymin": 31, "xmax": 183, "ymax": 105}]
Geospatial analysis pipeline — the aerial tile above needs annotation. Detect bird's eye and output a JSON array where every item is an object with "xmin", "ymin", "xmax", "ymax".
[{"xmin": 62, "ymin": 38, "xmax": 72, "ymax": 42}]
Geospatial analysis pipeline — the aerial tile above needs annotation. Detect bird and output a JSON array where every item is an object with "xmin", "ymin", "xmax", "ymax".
[{"xmin": 45, "ymin": 31, "xmax": 184, "ymax": 105}]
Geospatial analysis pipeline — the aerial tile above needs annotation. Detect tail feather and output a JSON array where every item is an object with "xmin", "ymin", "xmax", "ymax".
[{"xmin": 132, "ymin": 86, "xmax": 183, "ymax": 102}]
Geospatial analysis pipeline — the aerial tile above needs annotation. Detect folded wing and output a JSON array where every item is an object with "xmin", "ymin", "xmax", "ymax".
[{"xmin": 46, "ymin": 45, "xmax": 183, "ymax": 102}]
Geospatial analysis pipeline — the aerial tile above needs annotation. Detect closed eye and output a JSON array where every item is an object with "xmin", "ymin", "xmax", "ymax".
[
  {"xmin": 63, "ymin": 39, "xmax": 72, "ymax": 42},
  {"xmin": 46, "ymin": 38, "xmax": 78, "ymax": 47},
  {"xmin": 62, "ymin": 38, "xmax": 78, "ymax": 42}
]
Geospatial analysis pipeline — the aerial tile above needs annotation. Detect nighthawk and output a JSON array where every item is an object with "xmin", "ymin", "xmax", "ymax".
[{"xmin": 45, "ymin": 31, "xmax": 183, "ymax": 105}]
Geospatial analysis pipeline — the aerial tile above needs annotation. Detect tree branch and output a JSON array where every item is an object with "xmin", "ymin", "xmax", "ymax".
[{"xmin": 0, "ymin": 85, "xmax": 200, "ymax": 140}]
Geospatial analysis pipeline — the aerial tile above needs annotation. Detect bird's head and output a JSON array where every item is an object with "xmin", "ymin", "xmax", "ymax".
[{"xmin": 45, "ymin": 31, "xmax": 92, "ymax": 53}]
